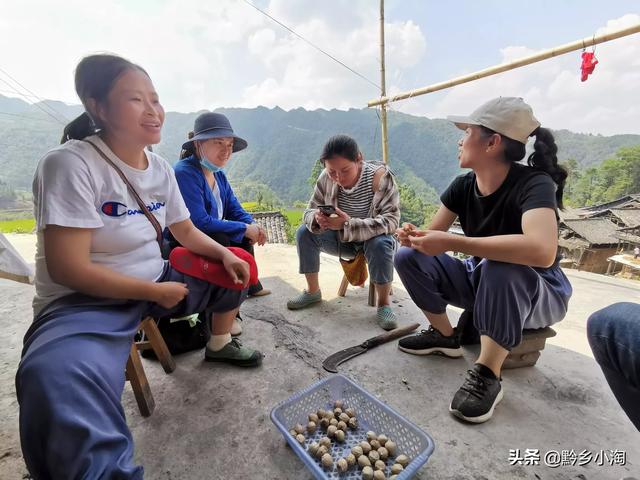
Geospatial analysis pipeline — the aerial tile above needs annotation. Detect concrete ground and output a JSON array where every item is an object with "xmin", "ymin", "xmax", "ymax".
[{"xmin": 1, "ymin": 234, "xmax": 639, "ymax": 479}]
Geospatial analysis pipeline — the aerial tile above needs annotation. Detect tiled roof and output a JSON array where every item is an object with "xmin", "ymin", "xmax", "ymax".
[
  {"xmin": 582, "ymin": 193, "xmax": 640, "ymax": 212},
  {"xmin": 561, "ymin": 218, "xmax": 621, "ymax": 246},
  {"xmin": 609, "ymin": 208, "xmax": 640, "ymax": 228},
  {"xmin": 252, "ymin": 211, "xmax": 289, "ymax": 244}
]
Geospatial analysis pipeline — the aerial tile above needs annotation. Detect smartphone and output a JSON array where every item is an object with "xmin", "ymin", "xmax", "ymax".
[{"xmin": 318, "ymin": 205, "xmax": 337, "ymax": 216}]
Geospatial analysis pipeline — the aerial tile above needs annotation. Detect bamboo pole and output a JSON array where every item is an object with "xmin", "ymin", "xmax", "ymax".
[
  {"xmin": 379, "ymin": 0, "xmax": 389, "ymax": 164},
  {"xmin": 368, "ymin": 22, "xmax": 640, "ymax": 107}
]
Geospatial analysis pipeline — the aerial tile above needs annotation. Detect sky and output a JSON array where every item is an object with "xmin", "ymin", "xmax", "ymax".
[{"xmin": 0, "ymin": 0, "xmax": 638, "ymax": 135}]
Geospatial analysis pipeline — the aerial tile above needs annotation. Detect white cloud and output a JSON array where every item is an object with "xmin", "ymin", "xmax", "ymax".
[
  {"xmin": 239, "ymin": 2, "xmax": 427, "ymax": 110},
  {"xmin": 406, "ymin": 14, "xmax": 640, "ymax": 135},
  {"xmin": 0, "ymin": 2, "xmax": 636, "ymax": 136}
]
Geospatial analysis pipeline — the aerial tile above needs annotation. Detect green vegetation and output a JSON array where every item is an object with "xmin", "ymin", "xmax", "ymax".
[
  {"xmin": 398, "ymin": 183, "xmax": 439, "ymax": 227},
  {"xmin": 234, "ymin": 181, "xmax": 282, "ymax": 210},
  {"xmin": 282, "ymin": 209, "xmax": 304, "ymax": 243},
  {"xmin": 3, "ymin": 95, "xmax": 638, "ymax": 210},
  {"xmin": 0, "ymin": 180, "xmax": 17, "ymax": 208},
  {"xmin": 0, "ymin": 218, "xmax": 35, "ymax": 233},
  {"xmin": 563, "ymin": 145, "xmax": 640, "ymax": 207}
]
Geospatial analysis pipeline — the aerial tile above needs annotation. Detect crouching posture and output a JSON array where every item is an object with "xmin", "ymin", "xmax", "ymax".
[{"xmin": 395, "ymin": 97, "xmax": 572, "ymax": 423}]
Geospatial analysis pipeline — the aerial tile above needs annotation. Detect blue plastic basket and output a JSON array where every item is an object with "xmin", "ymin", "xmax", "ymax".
[{"xmin": 270, "ymin": 374, "xmax": 435, "ymax": 479}]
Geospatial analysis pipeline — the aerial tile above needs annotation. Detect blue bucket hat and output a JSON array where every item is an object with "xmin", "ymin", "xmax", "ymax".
[{"xmin": 182, "ymin": 112, "xmax": 248, "ymax": 153}]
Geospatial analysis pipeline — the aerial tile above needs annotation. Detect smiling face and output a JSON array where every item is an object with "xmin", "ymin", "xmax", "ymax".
[
  {"xmin": 92, "ymin": 68, "xmax": 164, "ymax": 148},
  {"xmin": 324, "ymin": 155, "xmax": 362, "ymax": 188},
  {"xmin": 197, "ymin": 137, "xmax": 234, "ymax": 168}
]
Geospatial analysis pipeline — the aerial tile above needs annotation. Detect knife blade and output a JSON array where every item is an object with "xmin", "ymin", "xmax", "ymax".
[{"xmin": 322, "ymin": 323, "xmax": 420, "ymax": 373}]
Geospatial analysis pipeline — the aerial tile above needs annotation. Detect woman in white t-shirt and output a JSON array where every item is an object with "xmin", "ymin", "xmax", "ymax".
[{"xmin": 15, "ymin": 54, "xmax": 263, "ymax": 479}]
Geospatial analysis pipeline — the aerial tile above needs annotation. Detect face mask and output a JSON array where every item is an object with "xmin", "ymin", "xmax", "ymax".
[
  {"xmin": 200, "ymin": 158, "xmax": 224, "ymax": 173},
  {"xmin": 196, "ymin": 144, "xmax": 224, "ymax": 173}
]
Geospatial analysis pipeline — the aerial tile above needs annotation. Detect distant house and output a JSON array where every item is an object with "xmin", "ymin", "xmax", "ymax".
[
  {"xmin": 446, "ymin": 194, "xmax": 640, "ymax": 275},
  {"xmin": 251, "ymin": 211, "xmax": 289, "ymax": 244},
  {"xmin": 559, "ymin": 194, "xmax": 640, "ymax": 275},
  {"xmin": 581, "ymin": 193, "xmax": 640, "ymax": 212},
  {"xmin": 558, "ymin": 218, "xmax": 621, "ymax": 273}
]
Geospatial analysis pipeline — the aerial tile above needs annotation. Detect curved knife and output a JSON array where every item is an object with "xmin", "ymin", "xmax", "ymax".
[{"xmin": 322, "ymin": 323, "xmax": 420, "ymax": 373}]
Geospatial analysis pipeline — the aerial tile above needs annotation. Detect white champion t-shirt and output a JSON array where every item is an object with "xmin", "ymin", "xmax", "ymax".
[{"xmin": 32, "ymin": 135, "xmax": 191, "ymax": 316}]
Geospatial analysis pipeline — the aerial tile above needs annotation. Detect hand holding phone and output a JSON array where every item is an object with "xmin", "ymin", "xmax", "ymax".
[{"xmin": 318, "ymin": 205, "xmax": 337, "ymax": 217}]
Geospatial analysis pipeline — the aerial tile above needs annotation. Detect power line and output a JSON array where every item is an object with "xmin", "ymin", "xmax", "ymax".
[
  {"xmin": 0, "ymin": 111, "xmax": 60, "ymax": 123},
  {"xmin": 0, "ymin": 68, "xmax": 69, "ymax": 124},
  {"xmin": 0, "ymin": 89, "xmax": 41, "ymax": 99},
  {"xmin": 242, "ymin": 0, "xmax": 380, "ymax": 91},
  {"xmin": 0, "ymin": 77, "xmax": 67, "ymax": 125}
]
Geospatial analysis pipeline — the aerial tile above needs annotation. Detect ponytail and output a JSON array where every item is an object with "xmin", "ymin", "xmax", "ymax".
[
  {"xmin": 60, "ymin": 112, "xmax": 97, "ymax": 144},
  {"xmin": 527, "ymin": 127, "xmax": 567, "ymax": 209},
  {"xmin": 479, "ymin": 125, "xmax": 567, "ymax": 209},
  {"xmin": 180, "ymin": 131, "xmax": 196, "ymax": 159}
]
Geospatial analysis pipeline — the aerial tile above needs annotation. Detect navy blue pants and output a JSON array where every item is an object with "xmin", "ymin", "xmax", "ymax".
[
  {"xmin": 16, "ymin": 265, "xmax": 246, "ymax": 479},
  {"xmin": 587, "ymin": 302, "xmax": 640, "ymax": 430},
  {"xmin": 394, "ymin": 248, "xmax": 572, "ymax": 349}
]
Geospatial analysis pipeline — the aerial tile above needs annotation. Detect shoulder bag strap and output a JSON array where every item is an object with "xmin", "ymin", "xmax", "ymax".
[{"xmin": 84, "ymin": 139, "xmax": 164, "ymax": 249}]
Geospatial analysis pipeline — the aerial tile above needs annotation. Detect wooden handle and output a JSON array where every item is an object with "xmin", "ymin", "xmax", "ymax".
[{"xmin": 366, "ymin": 323, "xmax": 420, "ymax": 348}]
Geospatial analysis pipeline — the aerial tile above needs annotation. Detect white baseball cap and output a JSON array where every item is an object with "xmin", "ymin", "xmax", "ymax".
[{"xmin": 447, "ymin": 97, "xmax": 540, "ymax": 144}]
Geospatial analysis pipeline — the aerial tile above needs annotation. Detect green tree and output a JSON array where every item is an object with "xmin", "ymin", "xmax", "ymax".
[
  {"xmin": 307, "ymin": 159, "xmax": 323, "ymax": 188},
  {"xmin": 565, "ymin": 145, "xmax": 640, "ymax": 207},
  {"xmin": 561, "ymin": 158, "xmax": 580, "ymax": 204},
  {"xmin": 423, "ymin": 204, "xmax": 440, "ymax": 227},
  {"xmin": 0, "ymin": 180, "xmax": 17, "ymax": 209},
  {"xmin": 233, "ymin": 181, "xmax": 283, "ymax": 210},
  {"xmin": 399, "ymin": 183, "xmax": 426, "ymax": 226}
]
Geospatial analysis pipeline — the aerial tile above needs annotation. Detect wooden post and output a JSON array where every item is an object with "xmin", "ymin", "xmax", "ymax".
[{"xmin": 379, "ymin": 0, "xmax": 389, "ymax": 165}]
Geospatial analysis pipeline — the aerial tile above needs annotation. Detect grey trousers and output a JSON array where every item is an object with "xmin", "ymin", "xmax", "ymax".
[{"xmin": 394, "ymin": 248, "xmax": 572, "ymax": 349}]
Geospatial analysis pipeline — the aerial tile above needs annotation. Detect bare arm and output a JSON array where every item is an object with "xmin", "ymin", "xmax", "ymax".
[
  {"xmin": 44, "ymin": 226, "xmax": 178, "ymax": 303},
  {"xmin": 396, "ymin": 205, "xmax": 457, "ymax": 247},
  {"xmin": 427, "ymin": 205, "xmax": 457, "ymax": 232},
  {"xmin": 409, "ymin": 208, "xmax": 558, "ymax": 268}
]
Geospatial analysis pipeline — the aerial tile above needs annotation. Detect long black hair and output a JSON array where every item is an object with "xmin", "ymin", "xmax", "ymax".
[
  {"xmin": 60, "ymin": 54, "xmax": 148, "ymax": 144},
  {"xmin": 319, "ymin": 134, "xmax": 360, "ymax": 164},
  {"xmin": 479, "ymin": 126, "xmax": 568, "ymax": 209}
]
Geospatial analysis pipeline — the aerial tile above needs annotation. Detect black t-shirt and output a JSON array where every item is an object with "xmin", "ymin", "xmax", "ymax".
[{"xmin": 441, "ymin": 163, "xmax": 557, "ymax": 238}]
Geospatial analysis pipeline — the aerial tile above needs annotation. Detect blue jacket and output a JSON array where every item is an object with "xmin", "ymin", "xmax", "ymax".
[{"xmin": 173, "ymin": 155, "xmax": 253, "ymax": 243}]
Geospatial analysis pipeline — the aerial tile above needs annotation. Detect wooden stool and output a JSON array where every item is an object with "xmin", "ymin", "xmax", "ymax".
[
  {"xmin": 125, "ymin": 316, "xmax": 175, "ymax": 417},
  {"xmin": 338, "ymin": 275, "xmax": 377, "ymax": 306},
  {"xmin": 502, "ymin": 327, "xmax": 557, "ymax": 369}
]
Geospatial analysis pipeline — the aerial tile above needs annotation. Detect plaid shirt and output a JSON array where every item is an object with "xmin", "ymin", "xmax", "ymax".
[{"xmin": 303, "ymin": 163, "xmax": 400, "ymax": 243}]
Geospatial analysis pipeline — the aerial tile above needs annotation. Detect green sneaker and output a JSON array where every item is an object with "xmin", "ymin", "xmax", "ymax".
[
  {"xmin": 204, "ymin": 338, "xmax": 263, "ymax": 367},
  {"xmin": 377, "ymin": 306, "xmax": 398, "ymax": 331},
  {"xmin": 287, "ymin": 289, "xmax": 322, "ymax": 310}
]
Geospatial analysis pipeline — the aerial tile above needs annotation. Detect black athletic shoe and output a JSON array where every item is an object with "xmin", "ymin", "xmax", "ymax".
[
  {"xmin": 397, "ymin": 326, "xmax": 463, "ymax": 358},
  {"xmin": 449, "ymin": 363, "xmax": 503, "ymax": 423}
]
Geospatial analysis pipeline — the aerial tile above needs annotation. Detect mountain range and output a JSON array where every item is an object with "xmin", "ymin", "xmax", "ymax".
[{"xmin": 1, "ymin": 94, "xmax": 639, "ymax": 204}]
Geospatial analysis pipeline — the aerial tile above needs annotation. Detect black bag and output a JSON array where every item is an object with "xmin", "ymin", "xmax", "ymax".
[{"xmin": 141, "ymin": 314, "xmax": 210, "ymax": 357}]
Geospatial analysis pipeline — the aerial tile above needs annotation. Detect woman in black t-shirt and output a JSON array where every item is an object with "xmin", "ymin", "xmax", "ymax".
[{"xmin": 394, "ymin": 97, "xmax": 572, "ymax": 424}]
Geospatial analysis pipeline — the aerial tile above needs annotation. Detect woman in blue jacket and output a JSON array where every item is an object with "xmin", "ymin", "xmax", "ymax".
[{"xmin": 172, "ymin": 113, "xmax": 271, "ymax": 319}]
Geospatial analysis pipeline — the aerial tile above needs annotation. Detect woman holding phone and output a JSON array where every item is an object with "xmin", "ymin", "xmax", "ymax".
[{"xmin": 287, "ymin": 134, "xmax": 401, "ymax": 330}]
